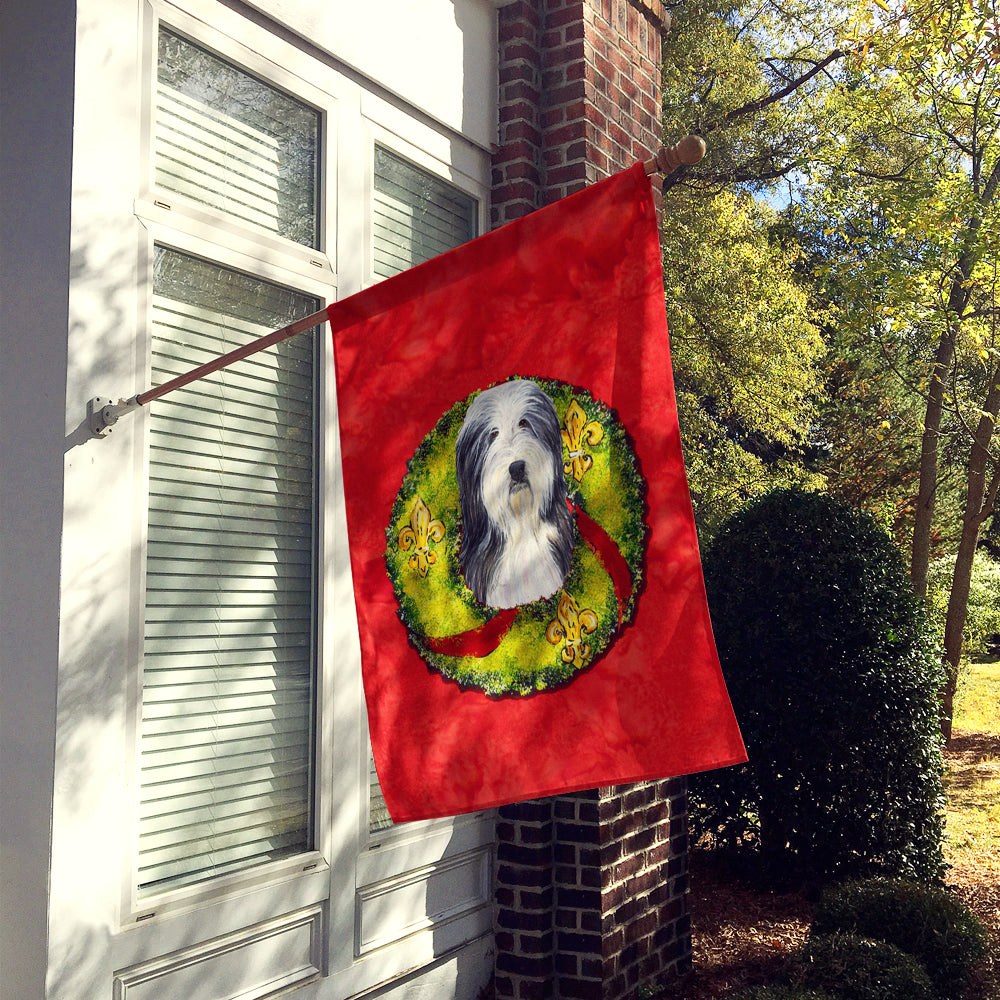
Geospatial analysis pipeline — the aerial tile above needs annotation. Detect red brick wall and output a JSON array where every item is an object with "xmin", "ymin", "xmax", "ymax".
[
  {"xmin": 492, "ymin": 0, "xmax": 667, "ymax": 226},
  {"xmin": 490, "ymin": 5, "xmax": 689, "ymax": 997},
  {"xmin": 494, "ymin": 782, "xmax": 690, "ymax": 1000}
]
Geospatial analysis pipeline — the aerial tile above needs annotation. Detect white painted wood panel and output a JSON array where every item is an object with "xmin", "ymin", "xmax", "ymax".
[
  {"xmin": 356, "ymin": 848, "xmax": 491, "ymax": 956},
  {"xmin": 113, "ymin": 906, "xmax": 323, "ymax": 1000},
  {"xmin": 241, "ymin": 0, "xmax": 498, "ymax": 151}
]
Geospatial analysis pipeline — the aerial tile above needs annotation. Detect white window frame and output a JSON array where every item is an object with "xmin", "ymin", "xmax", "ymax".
[
  {"xmin": 122, "ymin": 224, "xmax": 337, "ymax": 924},
  {"xmin": 124, "ymin": 0, "xmax": 339, "ymax": 927},
  {"xmin": 111, "ymin": 0, "xmax": 495, "ymax": 991}
]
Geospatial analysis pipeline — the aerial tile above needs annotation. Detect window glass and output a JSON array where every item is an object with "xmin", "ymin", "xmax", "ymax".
[
  {"xmin": 372, "ymin": 145, "xmax": 477, "ymax": 278},
  {"xmin": 156, "ymin": 28, "xmax": 320, "ymax": 248},
  {"xmin": 138, "ymin": 246, "xmax": 318, "ymax": 895}
]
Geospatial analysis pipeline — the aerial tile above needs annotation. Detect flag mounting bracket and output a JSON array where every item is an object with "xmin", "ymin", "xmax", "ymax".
[{"xmin": 88, "ymin": 395, "xmax": 140, "ymax": 437}]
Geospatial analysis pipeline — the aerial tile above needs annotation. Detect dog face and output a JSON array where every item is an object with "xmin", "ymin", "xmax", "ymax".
[
  {"xmin": 456, "ymin": 380, "xmax": 574, "ymax": 608},
  {"xmin": 465, "ymin": 380, "xmax": 563, "ymax": 532}
]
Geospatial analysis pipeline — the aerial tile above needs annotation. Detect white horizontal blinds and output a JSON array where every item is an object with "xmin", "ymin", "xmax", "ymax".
[
  {"xmin": 372, "ymin": 145, "xmax": 477, "ymax": 279},
  {"xmin": 139, "ymin": 247, "xmax": 319, "ymax": 895},
  {"xmin": 368, "ymin": 149, "xmax": 479, "ymax": 833},
  {"xmin": 369, "ymin": 754, "xmax": 393, "ymax": 833},
  {"xmin": 156, "ymin": 28, "xmax": 320, "ymax": 248}
]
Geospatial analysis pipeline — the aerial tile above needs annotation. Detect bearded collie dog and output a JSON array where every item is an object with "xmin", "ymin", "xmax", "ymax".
[{"xmin": 456, "ymin": 379, "xmax": 575, "ymax": 609}]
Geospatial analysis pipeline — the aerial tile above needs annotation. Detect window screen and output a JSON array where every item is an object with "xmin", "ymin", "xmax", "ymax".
[
  {"xmin": 368, "ymin": 148, "xmax": 478, "ymax": 833},
  {"xmin": 138, "ymin": 247, "xmax": 318, "ymax": 895},
  {"xmin": 156, "ymin": 27, "xmax": 320, "ymax": 248}
]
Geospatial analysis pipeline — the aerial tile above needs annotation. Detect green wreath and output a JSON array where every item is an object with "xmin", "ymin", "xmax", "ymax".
[{"xmin": 385, "ymin": 377, "xmax": 647, "ymax": 697}]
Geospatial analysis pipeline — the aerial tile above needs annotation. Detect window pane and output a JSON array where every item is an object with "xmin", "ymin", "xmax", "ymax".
[
  {"xmin": 156, "ymin": 28, "xmax": 320, "ymax": 248},
  {"xmin": 139, "ymin": 247, "xmax": 318, "ymax": 895},
  {"xmin": 369, "ymin": 150, "xmax": 478, "ymax": 832},
  {"xmin": 372, "ymin": 146, "xmax": 477, "ymax": 279}
]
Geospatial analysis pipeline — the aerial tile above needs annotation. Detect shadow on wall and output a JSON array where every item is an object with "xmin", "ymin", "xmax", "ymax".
[{"xmin": 427, "ymin": 824, "xmax": 496, "ymax": 1000}]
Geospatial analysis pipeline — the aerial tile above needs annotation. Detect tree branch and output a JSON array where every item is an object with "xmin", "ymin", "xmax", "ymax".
[{"xmin": 701, "ymin": 49, "xmax": 848, "ymax": 134}]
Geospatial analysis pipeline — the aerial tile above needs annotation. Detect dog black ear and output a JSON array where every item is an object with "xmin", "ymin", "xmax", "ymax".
[
  {"xmin": 455, "ymin": 433, "xmax": 494, "ymax": 604},
  {"xmin": 458, "ymin": 501, "xmax": 501, "ymax": 605}
]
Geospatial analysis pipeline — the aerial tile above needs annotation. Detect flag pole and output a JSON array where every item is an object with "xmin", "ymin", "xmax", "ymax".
[
  {"xmin": 88, "ymin": 137, "xmax": 705, "ymax": 438},
  {"xmin": 87, "ymin": 306, "xmax": 330, "ymax": 437}
]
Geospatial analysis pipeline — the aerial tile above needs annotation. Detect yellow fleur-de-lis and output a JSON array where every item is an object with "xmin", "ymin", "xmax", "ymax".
[
  {"xmin": 545, "ymin": 591, "xmax": 598, "ymax": 668},
  {"xmin": 398, "ymin": 497, "xmax": 445, "ymax": 578},
  {"xmin": 562, "ymin": 399, "xmax": 604, "ymax": 483}
]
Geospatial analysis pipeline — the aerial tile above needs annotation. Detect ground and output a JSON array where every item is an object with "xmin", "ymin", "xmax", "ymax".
[{"xmin": 658, "ymin": 728, "xmax": 1000, "ymax": 999}]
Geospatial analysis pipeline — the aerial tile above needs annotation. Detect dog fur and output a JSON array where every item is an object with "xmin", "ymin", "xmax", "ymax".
[{"xmin": 456, "ymin": 379, "xmax": 575, "ymax": 608}]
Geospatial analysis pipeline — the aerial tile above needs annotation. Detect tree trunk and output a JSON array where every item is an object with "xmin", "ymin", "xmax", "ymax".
[
  {"xmin": 911, "ymin": 160, "xmax": 1000, "ymax": 596},
  {"xmin": 940, "ymin": 375, "xmax": 1000, "ymax": 741},
  {"xmin": 910, "ymin": 329, "xmax": 956, "ymax": 598}
]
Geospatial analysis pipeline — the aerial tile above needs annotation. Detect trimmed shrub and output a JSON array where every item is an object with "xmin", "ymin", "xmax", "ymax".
[
  {"xmin": 691, "ymin": 489, "xmax": 946, "ymax": 881},
  {"xmin": 812, "ymin": 878, "xmax": 988, "ymax": 998},
  {"xmin": 793, "ymin": 933, "xmax": 934, "ymax": 1000}
]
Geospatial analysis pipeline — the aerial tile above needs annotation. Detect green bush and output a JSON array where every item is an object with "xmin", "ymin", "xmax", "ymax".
[
  {"xmin": 812, "ymin": 878, "xmax": 988, "ymax": 998},
  {"xmin": 793, "ymin": 933, "xmax": 934, "ymax": 1000},
  {"xmin": 732, "ymin": 987, "xmax": 837, "ymax": 1000},
  {"xmin": 927, "ymin": 551, "xmax": 1000, "ymax": 658},
  {"xmin": 691, "ymin": 489, "xmax": 946, "ymax": 881}
]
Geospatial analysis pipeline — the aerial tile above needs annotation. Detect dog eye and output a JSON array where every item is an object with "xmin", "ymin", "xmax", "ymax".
[
  {"xmin": 489, "ymin": 429, "xmax": 499, "ymax": 443},
  {"xmin": 518, "ymin": 419, "xmax": 531, "ymax": 430}
]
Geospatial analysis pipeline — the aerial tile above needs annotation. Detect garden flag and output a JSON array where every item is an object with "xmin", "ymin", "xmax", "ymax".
[{"xmin": 329, "ymin": 163, "xmax": 746, "ymax": 822}]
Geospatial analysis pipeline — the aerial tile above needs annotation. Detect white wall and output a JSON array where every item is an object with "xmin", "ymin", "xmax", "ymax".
[
  {"xmin": 1, "ymin": 1, "xmax": 500, "ymax": 998},
  {"xmin": 0, "ymin": 0, "xmax": 76, "ymax": 995},
  {"xmin": 244, "ymin": 0, "xmax": 498, "ymax": 151}
]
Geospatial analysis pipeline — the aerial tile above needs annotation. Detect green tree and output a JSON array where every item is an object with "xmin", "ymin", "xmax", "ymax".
[
  {"xmin": 661, "ymin": 0, "xmax": 853, "ymax": 195},
  {"xmin": 659, "ymin": 2, "xmax": 998, "ymax": 740},
  {"xmin": 783, "ymin": 207, "xmax": 968, "ymax": 550},
  {"xmin": 659, "ymin": 1, "xmax": 845, "ymax": 538},
  {"xmin": 801, "ymin": 0, "xmax": 1000, "ymax": 736},
  {"xmin": 662, "ymin": 189, "xmax": 825, "ymax": 537}
]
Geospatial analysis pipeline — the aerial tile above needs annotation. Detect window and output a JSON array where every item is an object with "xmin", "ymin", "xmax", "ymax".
[
  {"xmin": 139, "ymin": 248, "xmax": 319, "ymax": 895},
  {"xmin": 155, "ymin": 28, "xmax": 320, "ymax": 247},
  {"xmin": 136, "ymin": 27, "xmax": 323, "ymax": 898},
  {"xmin": 372, "ymin": 145, "xmax": 477, "ymax": 278},
  {"xmin": 118, "ymin": 7, "xmax": 494, "ymax": 990},
  {"xmin": 367, "ymin": 147, "xmax": 479, "ymax": 833}
]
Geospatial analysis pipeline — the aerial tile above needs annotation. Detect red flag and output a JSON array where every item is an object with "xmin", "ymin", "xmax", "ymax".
[{"xmin": 330, "ymin": 164, "xmax": 745, "ymax": 822}]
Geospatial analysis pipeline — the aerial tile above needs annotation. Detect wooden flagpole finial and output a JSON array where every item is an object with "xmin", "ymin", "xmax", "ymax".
[{"xmin": 643, "ymin": 135, "xmax": 707, "ymax": 176}]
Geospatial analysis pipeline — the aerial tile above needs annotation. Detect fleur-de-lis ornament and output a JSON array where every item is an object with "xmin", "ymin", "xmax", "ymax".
[
  {"xmin": 398, "ymin": 497, "xmax": 445, "ymax": 578},
  {"xmin": 545, "ymin": 591, "xmax": 598, "ymax": 668},
  {"xmin": 562, "ymin": 399, "xmax": 604, "ymax": 483}
]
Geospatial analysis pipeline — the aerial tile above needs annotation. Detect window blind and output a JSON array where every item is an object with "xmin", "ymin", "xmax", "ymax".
[
  {"xmin": 138, "ymin": 248, "xmax": 318, "ymax": 895},
  {"xmin": 372, "ymin": 146, "xmax": 477, "ymax": 279},
  {"xmin": 368, "ymin": 148, "xmax": 478, "ymax": 833},
  {"xmin": 156, "ymin": 28, "xmax": 320, "ymax": 248}
]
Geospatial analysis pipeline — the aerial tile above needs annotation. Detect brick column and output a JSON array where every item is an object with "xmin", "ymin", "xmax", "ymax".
[
  {"xmin": 493, "ymin": 1, "xmax": 545, "ymax": 226},
  {"xmin": 494, "ymin": 781, "xmax": 690, "ymax": 1000},
  {"xmin": 554, "ymin": 783, "xmax": 691, "ymax": 997},
  {"xmin": 493, "ymin": 0, "xmax": 668, "ymax": 224},
  {"xmin": 491, "ymin": 3, "xmax": 690, "ymax": 998}
]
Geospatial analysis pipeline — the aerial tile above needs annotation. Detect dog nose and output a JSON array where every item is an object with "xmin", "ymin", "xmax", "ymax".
[{"xmin": 509, "ymin": 460, "xmax": 527, "ymax": 483}]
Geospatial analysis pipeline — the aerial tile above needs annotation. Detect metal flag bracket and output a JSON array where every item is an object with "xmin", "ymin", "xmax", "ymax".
[{"xmin": 88, "ymin": 395, "xmax": 141, "ymax": 438}]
